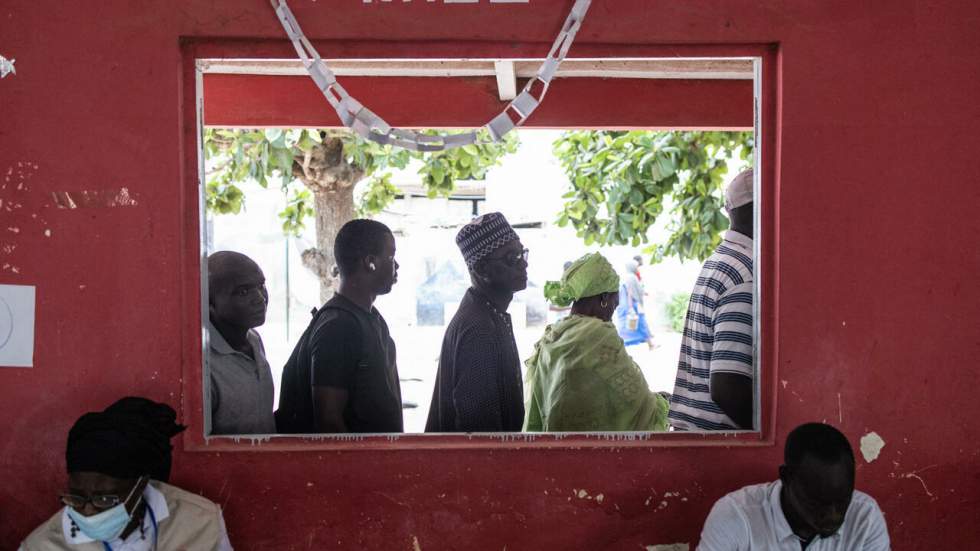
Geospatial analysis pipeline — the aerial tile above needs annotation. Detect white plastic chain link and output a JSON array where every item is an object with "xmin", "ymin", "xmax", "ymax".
[{"xmin": 269, "ymin": 0, "xmax": 591, "ymax": 151}]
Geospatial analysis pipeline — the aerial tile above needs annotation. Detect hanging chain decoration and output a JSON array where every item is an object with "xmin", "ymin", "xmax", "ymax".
[{"xmin": 269, "ymin": 0, "xmax": 591, "ymax": 151}]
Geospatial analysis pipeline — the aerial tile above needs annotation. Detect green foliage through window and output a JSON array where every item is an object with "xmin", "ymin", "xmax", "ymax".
[
  {"xmin": 665, "ymin": 291, "xmax": 692, "ymax": 333},
  {"xmin": 552, "ymin": 130, "xmax": 753, "ymax": 263},
  {"xmin": 203, "ymin": 128, "xmax": 519, "ymax": 235}
]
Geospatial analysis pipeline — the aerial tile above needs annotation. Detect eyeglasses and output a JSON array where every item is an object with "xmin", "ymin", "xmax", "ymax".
[
  {"xmin": 489, "ymin": 247, "xmax": 529, "ymax": 267},
  {"xmin": 60, "ymin": 476, "xmax": 143, "ymax": 511},
  {"xmin": 59, "ymin": 493, "xmax": 126, "ymax": 510}
]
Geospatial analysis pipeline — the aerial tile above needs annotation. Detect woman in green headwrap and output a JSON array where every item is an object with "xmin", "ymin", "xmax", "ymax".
[{"xmin": 524, "ymin": 253, "xmax": 669, "ymax": 432}]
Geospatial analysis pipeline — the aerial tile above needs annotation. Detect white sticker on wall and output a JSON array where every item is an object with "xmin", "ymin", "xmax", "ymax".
[{"xmin": 0, "ymin": 284, "xmax": 35, "ymax": 367}]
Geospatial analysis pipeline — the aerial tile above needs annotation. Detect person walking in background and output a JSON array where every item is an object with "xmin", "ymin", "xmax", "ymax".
[
  {"xmin": 614, "ymin": 258, "xmax": 657, "ymax": 350},
  {"xmin": 524, "ymin": 253, "xmax": 669, "ymax": 432},
  {"xmin": 426, "ymin": 212, "xmax": 528, "ymax": 433}
]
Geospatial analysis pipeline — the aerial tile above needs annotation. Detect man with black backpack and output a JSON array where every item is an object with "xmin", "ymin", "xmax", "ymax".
[{"xmin": 275, "ymin": 219, "xmax": 403, "ymax": 434}]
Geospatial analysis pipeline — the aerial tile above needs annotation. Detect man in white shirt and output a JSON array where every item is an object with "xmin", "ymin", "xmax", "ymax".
[{"xmin": 698, "ymin": 422, "xmax": 890, "ymax": 550}]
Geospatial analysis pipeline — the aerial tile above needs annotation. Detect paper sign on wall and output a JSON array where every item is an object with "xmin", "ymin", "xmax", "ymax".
[{"xmin": 0, "ymin": 284, "xmax": 35, "ymax": 367}]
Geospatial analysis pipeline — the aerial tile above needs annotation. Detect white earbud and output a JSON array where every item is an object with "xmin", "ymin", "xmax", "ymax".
[{"xmin": 368, "ymin": 262, "xmax": 376, "ymax": 271}]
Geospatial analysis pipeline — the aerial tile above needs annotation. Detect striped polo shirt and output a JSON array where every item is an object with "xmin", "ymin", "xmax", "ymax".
[{"xmin": 668, "ymin": 230, "xmax": 754, "ymax": 430}]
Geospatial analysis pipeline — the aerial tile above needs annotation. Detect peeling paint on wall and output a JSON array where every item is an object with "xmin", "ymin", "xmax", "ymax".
[
  {"xmin": 859, "ymin": 431, "xmax": 885, "ymax": 463},
  {"xmin": 0, "ymin": 55, "xmax": 15, "ymax": 78},
  {"xmin": 2, "ymin": 163, "xmax": 46, "ymax": 234},
  {"xmin": 51, "ymin": 187, "xmax": 139, "ymax": 209},
  {"xmin": 900, "ymin": 472, "xmax": 934, "ymax": 498},
  {"xmin": 892, "ymin": 464, "xmax": 938, "ymax": 500}
]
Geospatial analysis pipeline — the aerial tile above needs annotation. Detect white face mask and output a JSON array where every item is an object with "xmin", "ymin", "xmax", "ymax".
[{"xmin": 66, "ymin": 477, "xmax": 144, "ymax": 542}]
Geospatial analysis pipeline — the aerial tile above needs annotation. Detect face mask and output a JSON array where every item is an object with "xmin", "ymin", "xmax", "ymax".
[{"xmin": 66, "ymin": 478, "xmax": 144, "ymax": 542}]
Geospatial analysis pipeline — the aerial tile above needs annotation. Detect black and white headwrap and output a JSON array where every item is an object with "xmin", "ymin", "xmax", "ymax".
[
  {"xmin": 66, "ymin": 397, "xmax": 186, "ymax": 482},
  {"xmin": 456, "ymin": 212, "xmax": 520, "ymax": 269}
]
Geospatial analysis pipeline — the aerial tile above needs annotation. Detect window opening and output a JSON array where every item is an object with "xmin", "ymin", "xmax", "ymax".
[{"xmin": 194, "ymin": 55, "xmax": 764, "ymax": 442}]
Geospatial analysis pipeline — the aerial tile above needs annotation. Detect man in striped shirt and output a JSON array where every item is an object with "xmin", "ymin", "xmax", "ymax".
[{"xmin": 669, "ymin": 169, "xmax": 755, "ymax": 430}]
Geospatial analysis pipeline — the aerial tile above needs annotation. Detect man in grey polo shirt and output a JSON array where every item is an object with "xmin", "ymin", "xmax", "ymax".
[
  {"xmin": 207, "ymin": 251, "xmax": 276, "ymax": 435},
  {"xmin": 698, "ymin": 423, "xmax": 890, "ymax": 550}
]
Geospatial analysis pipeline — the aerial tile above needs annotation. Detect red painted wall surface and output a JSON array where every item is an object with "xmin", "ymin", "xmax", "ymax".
[
  {"xmin": 202, "ymin": 74, "xmax": 754, "ymax": 129},
  {"xmin": 2, "ymin": 1, "xmax": 979, "ymax": 549}
]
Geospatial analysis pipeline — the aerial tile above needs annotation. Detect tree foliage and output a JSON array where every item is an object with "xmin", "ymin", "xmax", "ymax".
[
  {"xmin": 665, "ymin": 291, "xmax": 692, "ymax": 333},
  {"xmin": 204, "ymin": 128, "xmax": 518, "ymax": 235},
  {"xmin": 553, "ymin": 130, "xmax": 753, "ymax": 263}
]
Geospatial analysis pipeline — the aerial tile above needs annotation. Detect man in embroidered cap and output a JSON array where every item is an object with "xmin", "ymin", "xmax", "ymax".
[
  {"xmin": 669, "ymin": 168, "xmax": 755, "ymax": 430},
  {"xmin": 425, "ymin": 212, "xmax": 528, "ymax": 432}
]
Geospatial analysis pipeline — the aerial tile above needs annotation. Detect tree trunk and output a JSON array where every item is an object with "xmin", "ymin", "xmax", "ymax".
[
  {"xmin": 305, "ymin": 186, "xmax": 354, "ymax": 303},
  {"xmin": 294, "ymin": 135, "xmax": 363, "ymax": 304}
]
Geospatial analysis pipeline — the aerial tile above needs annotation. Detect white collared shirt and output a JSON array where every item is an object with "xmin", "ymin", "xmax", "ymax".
[
  {"xmin": 698, "ymin": 481, "xmax": 890, "ymax": 551},
  {"xmin": 18, "ymin": 483, "xmax": 233, "ymax": 551}
]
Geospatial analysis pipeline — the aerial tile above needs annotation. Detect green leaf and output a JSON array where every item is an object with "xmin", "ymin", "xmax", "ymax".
[
  {"xmin": 431, "ymin": 163, "xmax": 445, "ymax": 185},
  {"xmin": 629, "ymin": 189, "xmax": 643, "ymax": 206},
  {"xmin": 552, "ymin": 129, "xmax": 752, "ymax": 264}
]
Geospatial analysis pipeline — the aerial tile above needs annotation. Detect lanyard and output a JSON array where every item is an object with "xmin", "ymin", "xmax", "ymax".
[{"xmin": 101, "ymin": 505, "xmax": 158, "ymax": 551}]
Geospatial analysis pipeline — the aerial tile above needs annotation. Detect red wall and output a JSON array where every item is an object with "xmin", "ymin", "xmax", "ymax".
[
  {"xmin": 202, "ymin": 74, "xmax": 754, "ymax": 129},
  {"xmin": 2, "ymin": 1, "xmax": 979, "ymax": 549}
]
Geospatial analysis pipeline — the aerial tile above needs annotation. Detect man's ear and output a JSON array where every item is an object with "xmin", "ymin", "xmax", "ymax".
[
  {"xmin": 472, "ymin": 260, "xmax": 492, "ymax": 282},
  {"xmin": 362, "ymin": 255, "xmax": 377, "ymax": 272}
]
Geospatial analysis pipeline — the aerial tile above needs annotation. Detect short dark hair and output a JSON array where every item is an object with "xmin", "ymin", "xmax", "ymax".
[
  {"xmin": 784, "ymin": 422, "xmax": 855, "ymax": 467},
  {"xmin": 334, "ymin": 219, "xmax": 392, "ymax": 277},
  {"xmin": 207, "ymin": 250, "xmax": 259, "ymax": 302}
]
